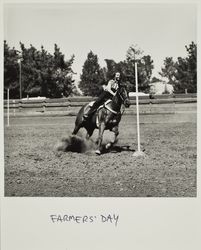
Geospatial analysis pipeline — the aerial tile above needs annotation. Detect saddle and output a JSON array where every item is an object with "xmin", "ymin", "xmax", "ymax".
[
  {"xmin": 84, "ymin": 99, "xmax": 112, "ymax": 116},
  {"xmin": 84, "ymin": 100, "xmax": 123, "ymax": 128}
]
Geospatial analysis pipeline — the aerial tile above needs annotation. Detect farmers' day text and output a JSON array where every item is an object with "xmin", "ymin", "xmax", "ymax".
[{"xmin": 50, "ymin": 214, "xmax": 119, "ymax": 227}]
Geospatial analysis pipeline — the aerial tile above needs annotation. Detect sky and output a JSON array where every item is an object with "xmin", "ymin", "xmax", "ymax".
[{"xmin": 4, "ymin": 3, "xmax": 197, "ymax": 83}]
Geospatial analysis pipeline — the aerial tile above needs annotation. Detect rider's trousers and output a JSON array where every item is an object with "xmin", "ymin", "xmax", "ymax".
[{"xmin": 87, "ymin": 91, "xmax": 113, "ymax": 116}]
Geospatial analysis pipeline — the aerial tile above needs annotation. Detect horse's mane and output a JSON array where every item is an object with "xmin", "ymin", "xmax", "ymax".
[
  {"xmin": 112, "ymin": 83, "xmax": 128, "ymax": 103},
  {"xmin": 118, "ymin": 83, "xmax": 128, "ymax": 92}
]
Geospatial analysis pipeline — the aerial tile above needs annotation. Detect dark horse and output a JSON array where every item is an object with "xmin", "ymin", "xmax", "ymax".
[{"xmin": 72, "ymin": 85, "xmax": 130, "ymax": 154}]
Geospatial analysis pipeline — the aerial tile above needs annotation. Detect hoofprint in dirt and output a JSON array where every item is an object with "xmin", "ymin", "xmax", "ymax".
[{"xmin": 4, "ymin": 115, "xmax": 196, "ymax": 197}]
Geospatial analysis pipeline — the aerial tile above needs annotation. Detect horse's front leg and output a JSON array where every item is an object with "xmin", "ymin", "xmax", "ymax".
[
  {"xmin": 86, "ymin": 128, "xmax": 94, "ymax": 140},
  {"xmin": 105, "ymin": 125, "xmax": 119, "ymax": 149},
  {"xmin": 95, "ymin": 122, "xmax": 105, "ymax": 155},
  {"xmin": 112, "ymin": 125, "xmax": 119, "ymax": 144}
]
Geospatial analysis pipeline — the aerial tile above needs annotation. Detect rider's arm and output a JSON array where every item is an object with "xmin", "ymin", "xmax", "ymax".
[{"xmin": 104, "ymin": 80, "xmax": 116, "ymax": 96}]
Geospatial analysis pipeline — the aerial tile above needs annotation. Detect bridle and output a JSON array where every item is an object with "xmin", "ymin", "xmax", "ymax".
[
  {"xmin": 104, "ymin": 86, "xmax": 129, "ymax": 115},
  {"xmin": 117, "ymin": 86, "xmax": 129, "ymax": 105}
]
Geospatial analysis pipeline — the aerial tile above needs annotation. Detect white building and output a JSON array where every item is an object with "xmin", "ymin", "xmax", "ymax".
[{"xmin": 149, "ymin": 81, "xmax": 174, "ymax": 95}]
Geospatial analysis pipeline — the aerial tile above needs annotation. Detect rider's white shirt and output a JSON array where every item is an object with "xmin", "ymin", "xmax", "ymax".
[{"xmin": 103, "ymin": 79, "xmax": 118, "ymax": 96}]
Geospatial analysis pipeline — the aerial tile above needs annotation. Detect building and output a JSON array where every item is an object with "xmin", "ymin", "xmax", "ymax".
[{"xmin": 149, "ymin": 81, "xmax": 174, "ymax": 95}]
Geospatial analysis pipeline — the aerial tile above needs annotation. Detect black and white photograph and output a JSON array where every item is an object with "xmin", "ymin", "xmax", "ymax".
[
  {"xmin": 1, "ymin": 1, "xmax": 201, "ymax": 250},
  {"xmin": 3, "ymin": 2, "xmax": 197, "ymax": 197}
]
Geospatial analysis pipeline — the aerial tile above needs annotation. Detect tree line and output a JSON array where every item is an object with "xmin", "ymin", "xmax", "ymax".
[
  {"xmin": 4, "ymin": 41, "xmax": 197, "ymax": 99},
  {"xmin": 159, "ymin": 42, "xmax": 197, "ymax": 93},
  {"xmin": 4, "ymin": 41, "xmax": 76, "ymax": 99}
]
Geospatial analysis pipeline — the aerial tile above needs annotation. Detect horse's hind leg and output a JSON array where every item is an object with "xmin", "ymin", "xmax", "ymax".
[
  {"xmin": 72, "ymin": 123, "xmax": 81, "ymax": 135},
  {"xmin": 72, "ymin": 106, "xmax": 86, "ymax": 135}
]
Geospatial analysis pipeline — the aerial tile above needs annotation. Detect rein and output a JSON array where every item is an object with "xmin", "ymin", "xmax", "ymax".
[
  {"xmin": 104, "ymin": 88, "xmax": 127, "ymax": 115},
  {"xmin": 118, "ymin": 91, "xmax": 124, "ymax": 102},
  {"xmin": 104, "ymin": 102, "xmax": 119, "ymax": 114}
]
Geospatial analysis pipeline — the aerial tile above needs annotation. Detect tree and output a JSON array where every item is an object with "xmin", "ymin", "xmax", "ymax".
[
  {"xmin": 104, "ymin": 59, "xmax": 117, "ymax": 80},
  {"xmin": 184, "ymin": 41, "xmax": 197, "ymax": 93},
  {"xmin": 159, "ymin": 42, "xmax": 197, "ymax": 93},
  {"xmin": 173, "ymin": 57, "xmax": 189, "ymax": 93},
  {"xmin": 151, "ymin": 76, "xmax": 161, "ymax": 83},
  {"xmin": 126, "ymin": 44, "xmax": 144, "ymax": 62},
  {"xmin": 4, "ymin": 40, "xmax": 20, "ymax": 98},
  {"xmin": 19, "ymin": 42, "xmax": 42, "ymax": 97},
  {"xmin": 104, "ymin": 45, "xmax": 154, "ymax": 93},
  {"xmin": 159, "ymin": 57, "xmax": 177, "ymax": 85},
  {"xmin": 138, "ymin": 55, "xmax": 154, "ymax": 92},
  {"xmin": 79, "ymin": 51, "xmax": 105, "ymax": 96},
  {"xmin": 50, "ymin": 44, "xmax": 75, "ymax": 97},
  {"xmin": 125, "ymin": 45, "xmax": 154, "ymax": 92},
  {"xmin": 4, "ymin": 41, "xmax": 75, "ymax": 98}
]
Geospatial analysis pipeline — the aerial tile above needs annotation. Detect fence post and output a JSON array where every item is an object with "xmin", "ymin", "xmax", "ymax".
[
  {"xmin": 43, "ymin": 100, "xmax": 46, "ymax": 113},
  {"xmin": 149, "ymin": 101, "xmax": 152, "ymax": 114},
  {"xmin": 19, "ymin": 99, "xmax": 22, "ymax": 112},
  {"xmin": 13, "ymin": 100, "xmax": 16, "ymax": 116},
  {"xmin": 7, "ymin": 89, "xmax": 9, "ymax": 126}
]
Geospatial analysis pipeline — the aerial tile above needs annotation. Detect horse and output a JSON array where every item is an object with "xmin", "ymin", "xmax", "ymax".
[{"xmin": 72, "ymin": 84, "xmax": 131, "ymax": 154}]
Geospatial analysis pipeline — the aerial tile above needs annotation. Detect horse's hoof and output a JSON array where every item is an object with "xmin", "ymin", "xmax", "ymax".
[
  {"xmin": 105, "ymin": 143, "xmax": 112, "ymax": 149},
  {"xmin": 95, "ymin": 150, "xmax": 101, "ymax": 155}
]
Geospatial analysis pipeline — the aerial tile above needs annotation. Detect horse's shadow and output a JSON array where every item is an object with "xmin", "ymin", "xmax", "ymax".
[{"xmin": 101, "ymin": 144, "xmax": 135, "ymax": 154}]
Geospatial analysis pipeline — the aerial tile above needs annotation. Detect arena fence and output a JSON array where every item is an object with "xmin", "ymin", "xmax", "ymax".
[{"xmin": 4, "ymin": 93, "xmax": 197, "ymax": 117}]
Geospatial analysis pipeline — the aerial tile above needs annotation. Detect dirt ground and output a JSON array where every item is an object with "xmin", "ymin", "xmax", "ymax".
[{"xmin": 4, "ymin": 115, "xmax": 196, "ymax": 197}]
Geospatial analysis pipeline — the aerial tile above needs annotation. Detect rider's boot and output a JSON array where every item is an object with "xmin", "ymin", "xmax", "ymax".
[
  {"xmin": 83, "ymin": 108, "xmax": 95, "ymax": 121},
  {"xmin": 83, "ymin": 113, "xmax": 89, "ymax": 121}
]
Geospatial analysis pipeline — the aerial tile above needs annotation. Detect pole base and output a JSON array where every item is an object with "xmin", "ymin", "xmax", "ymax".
[{"xmin": 132, "ymin": 151, "xmax": 145, "ymax": 157}]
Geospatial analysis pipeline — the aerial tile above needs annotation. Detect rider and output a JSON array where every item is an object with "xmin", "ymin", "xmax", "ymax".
[{"xmin": 83, "ymin": 72, "xmax": 122, "ymax": 121}]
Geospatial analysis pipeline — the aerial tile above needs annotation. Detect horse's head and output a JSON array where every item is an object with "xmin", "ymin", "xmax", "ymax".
[{"xmin": 117, "ymin": 84, "xmax": 130, "ymax": 108}]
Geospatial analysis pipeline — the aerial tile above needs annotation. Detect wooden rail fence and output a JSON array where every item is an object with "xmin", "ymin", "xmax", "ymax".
[{"xmin": 4, "ymin": 94, "xmax": 197, "ymax": 116}]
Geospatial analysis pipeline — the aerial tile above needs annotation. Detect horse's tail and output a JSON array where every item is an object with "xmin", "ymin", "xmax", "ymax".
[
  {"xmin": 75, "ymin": 105, "xmax": 85, "ymax": 126},
  {"xmin": 72, "ymin": 105, "xmax": 86, "ymax": 135}
]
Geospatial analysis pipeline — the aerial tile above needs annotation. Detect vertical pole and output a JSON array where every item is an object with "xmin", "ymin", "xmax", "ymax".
[
  {"xmin": 7, "ymin": 88, "xmax": 9, "ymax": 127},
  {"xmin": 135, "ymin": 62, "xmax": 141, "ymax": 152},
  {"xmin": 19, "ymin": 60, "xmax": 22, "ymax": 99}
]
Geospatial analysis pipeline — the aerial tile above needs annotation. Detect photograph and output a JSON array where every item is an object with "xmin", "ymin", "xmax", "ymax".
[{"xmin": 3, "ymin": 2, "xmax": 197, "ymax": 197}]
